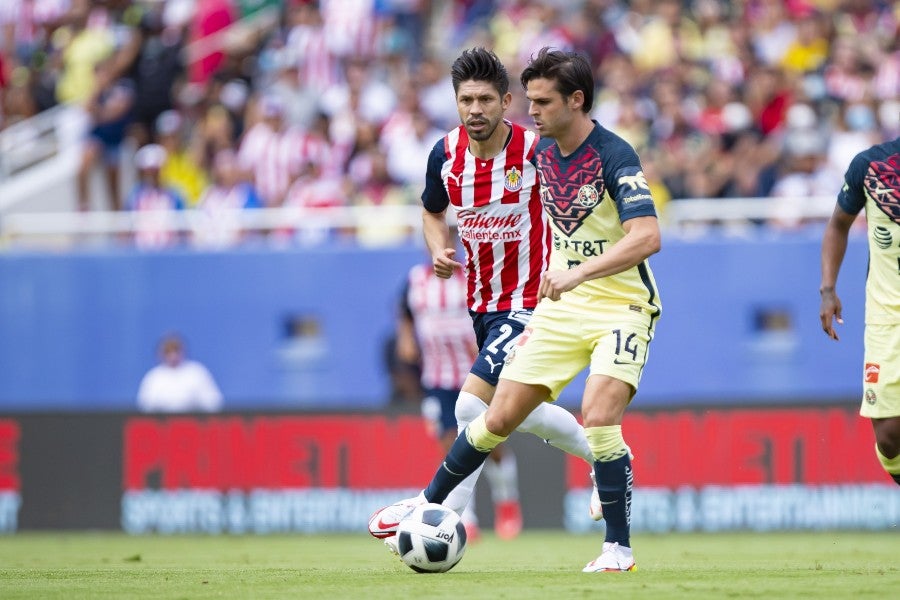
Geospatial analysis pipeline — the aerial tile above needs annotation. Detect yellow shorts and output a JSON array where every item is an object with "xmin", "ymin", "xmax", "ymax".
[
  {"xmin": 498, "ymin": 299, "xmax": 656, "ymax": 400},
  {"xmin": 860, "ymin": 323, "xmax": 900, "ymax": 419}
]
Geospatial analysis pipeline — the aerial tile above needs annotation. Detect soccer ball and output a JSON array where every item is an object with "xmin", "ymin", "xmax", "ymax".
[{"xmin": 395, "ymin": 503, "xmax": 467, "ymax": 573}]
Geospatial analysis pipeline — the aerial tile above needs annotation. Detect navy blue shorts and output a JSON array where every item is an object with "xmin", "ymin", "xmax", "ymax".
[{"xmin": 469, "ymin": 309, "xmax": 533, "ymax": 387}]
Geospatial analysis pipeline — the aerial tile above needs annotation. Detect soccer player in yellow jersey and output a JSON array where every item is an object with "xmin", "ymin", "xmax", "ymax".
[
  {"xmin": 820, "ymin": 136, "xmax": 900, "ymax": 487},
  {"xmin": 374, "ymin": 48, "xmax": 661, "ymax": 572}
]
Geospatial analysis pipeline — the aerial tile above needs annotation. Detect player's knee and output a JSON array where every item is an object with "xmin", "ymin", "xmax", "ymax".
[
  {"xmin": 455, "ymin": 391, "xmax": 489, "ymax": 426},
  {"xmin": 872, "ymin": 417, "xmax": 900, "ymax": 458},
  {"xmin": 875, "ymin": 441, "xmax": 900, "ymax": 485}
]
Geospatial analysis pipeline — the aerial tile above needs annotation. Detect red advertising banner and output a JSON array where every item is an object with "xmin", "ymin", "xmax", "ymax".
[
  {"xmin": 566, "ymin": 407, "xmax": 885, "ymax": 487},
  {"xmin": 4, "ymin": 408, "xmax": 898, "ymax": 534},
  {"xmin": 0, "ymin": 419, "xmax": 21, "ymax": 533}
]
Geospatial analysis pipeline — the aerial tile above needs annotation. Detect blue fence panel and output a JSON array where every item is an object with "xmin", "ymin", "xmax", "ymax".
[{"xmin": 0, "ymin": 231, "xmax": 869, "ymax": 411}]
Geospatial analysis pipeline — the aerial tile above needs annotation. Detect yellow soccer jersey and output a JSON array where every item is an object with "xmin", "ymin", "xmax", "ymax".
[
  {"xmin": 837, "ymin": 137, "xmax": 900, "ymax": 324},
  {"xmin": 534, "ymin": 123, "xmax": 661, "ymax": 318}
]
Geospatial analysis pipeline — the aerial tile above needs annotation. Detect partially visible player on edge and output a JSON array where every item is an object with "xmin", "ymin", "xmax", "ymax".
[
  {"xmin": 372, "ymin": 47, "xmax": 662, "ymax": 572},
  {"xmin": 396, "ymin": 251, "xmax": 523, "ymax": 540},
  {"xmin": 820, "ymin": 135, "xmax": 900, "ymax": 487},
  {"xmin": 368, "ymin": 47, "xmax": 599, "ymax": 548}
]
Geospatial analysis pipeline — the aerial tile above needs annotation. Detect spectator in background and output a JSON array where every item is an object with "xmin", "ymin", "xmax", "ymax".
[
  {"xmin": 127, "ymin": 6, "xmax": 185, "ymax": 146},
  {"xmin": 76, "ymin": 54, "xmax": 134, "ymax": 211},
  {"xmin": 186, "ymin": 0, "xmax": 236, "ymax": 89},
  {"xmin": 192, "ymin": 148, "xmax": 262, "ymax": 248},
  {"xmin": 126, "ymin": 143, "xmax": 186, "ymax": 249},
  {"xmin": 137, "ymin": 332, "xmax": 223, "ymax": 413},
  {"xmin": 769, "ymin": 126, "xmax": 842, "ymax": 230},
  {"xmin": 237, "ymin": 94, "xmax": 299, "ymax": 206},
  {"xmin": 156, "ymin": 109, "xmax": 208, "ymax": 207}
]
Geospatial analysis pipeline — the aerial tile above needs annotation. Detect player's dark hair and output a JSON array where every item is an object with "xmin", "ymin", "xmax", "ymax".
[
  {"xmin": 451, "ymin": 47, "xmax": 509, "ymax": 97},
  {"xmin": 520, "ymin": 47, "xmax": 594, "ymax": 113}
]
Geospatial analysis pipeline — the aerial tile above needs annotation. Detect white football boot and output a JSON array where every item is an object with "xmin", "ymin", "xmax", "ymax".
[
  {"xmin": 582, "ymin": 542, "xmax": 637, "ymax": 573},
  {"xmin": 367, "ymin": 493, "xmax": 426, "ymax": 539}
]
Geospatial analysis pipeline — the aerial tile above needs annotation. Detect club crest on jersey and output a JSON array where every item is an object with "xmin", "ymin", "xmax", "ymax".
[
  {"xmin": 865, "ymin": 388, "xmax": 877, "ymax": 405},
  {"xmin": 504, "ymin": 166, "xmax": 523, "ymax": 192},
  {"xmin": 578, "ymin": 184, "xmax": 600, "ymax": 207}
]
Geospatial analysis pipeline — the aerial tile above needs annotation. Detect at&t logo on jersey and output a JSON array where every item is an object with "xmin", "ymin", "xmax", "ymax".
[{"xmin": 504, "ymin": 166, "xmax": 523, "ymax": 192}]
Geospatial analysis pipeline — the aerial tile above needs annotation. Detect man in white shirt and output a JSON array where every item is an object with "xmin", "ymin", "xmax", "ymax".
[{"xmin": 137, "ymin": 334, "xmax": 223, "ymax": 413}]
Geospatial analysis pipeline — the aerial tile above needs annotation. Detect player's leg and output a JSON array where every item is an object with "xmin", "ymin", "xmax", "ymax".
[
  {"xmin": 422, "ymin": 379, "xmax": 547, "ymax": 505},
  {"xmin": 581, "ymin": 375, "xmax": 636, "ymax": 573},
  {"xmin": 581, "ymin": 317, "xmax": 653, "ymax": 573},
  {"xmin": 471, "ymin": 312, "xmax": 594, "ymax": 464},
  {"xmin": 860, "ymin": 324, "xmax": 900, "ymax": 486},
  {"xmin": 483, "ymin": 445, "xmax": 522, "ymax": 539},
  {"xmin": 872, "ymin": 417, "xmax": 900, "ymax": 486}
]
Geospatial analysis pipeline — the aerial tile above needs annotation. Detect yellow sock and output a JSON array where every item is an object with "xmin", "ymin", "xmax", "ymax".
[
  {"xmin": 466, "ymin": 413, "xmax": 508, "ymax": 452},
  {"xmin": 584, "ymin": 425, "xmax": 629, "ymax": 462},
  {"xmin": 875, "ymin": 443, "xmax": 900, "ymax": 475}
]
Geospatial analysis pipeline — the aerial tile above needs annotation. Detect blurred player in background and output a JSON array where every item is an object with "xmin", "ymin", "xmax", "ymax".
[
  {"xmin": 396, "ymin": 244, "xmax": 523, "ymax": 541},
  {"xmin": 374, "ymin": 47, "xmax": 663, "ymax": 573},
  {"xmin": 820, "ymin": 135, "xmax": 900, "ymax": 487},
  {"xmin": 369, "ymin": 47, "xmax": 599, "ymax": 549}
]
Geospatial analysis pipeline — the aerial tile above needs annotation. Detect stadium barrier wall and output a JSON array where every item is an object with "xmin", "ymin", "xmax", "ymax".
[
  {"xmin": 0, "ymin": 232, "xmax": 870, "ymax": 411},
  {"xmin": 0, "ymin": 409, "xmax": 897, "ymax": 535}
]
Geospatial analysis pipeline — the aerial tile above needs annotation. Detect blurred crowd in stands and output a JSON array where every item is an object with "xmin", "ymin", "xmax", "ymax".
[{"xmin": 0, "ymin": 0, "xmax": 898, "ymax": 247}]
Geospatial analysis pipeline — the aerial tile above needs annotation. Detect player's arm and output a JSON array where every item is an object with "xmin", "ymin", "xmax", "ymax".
[
  {"xmin": 820, "ymin": 154, "xmax": 867, "ymax": 340},
  {"xmin": 819, "ymin": 205, "xmax": 856, "ymax": 340},
  {"xmin": 421, "ymin": 140, "xmax": 462, "ymax": 278},
  {"xmin": 540, "ymin": 215, "xmax": 660, "ymax": 301},
  {"xmin": 422, "ymin": 209, "xmax": 463, "ymax": 278}
]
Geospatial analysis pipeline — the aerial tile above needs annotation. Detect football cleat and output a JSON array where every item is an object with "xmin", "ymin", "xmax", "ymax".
[
  {"xmin": 383, "ymin": 534, "xmax": 400, "ymax": 556},
  {"xmin": 494, "ymin": 499, "xmax": 523, "ymax": 539},
  {"xmin": 582, "ymin": 542, "xmax": 637, "ymax": 573},
  {"xmin": 367, "ymin": 494, "xmax": 425, "ymax": 539},
  {"xmin": 589, "ymin": 471, "xmax": 603, "ymax": 521}
]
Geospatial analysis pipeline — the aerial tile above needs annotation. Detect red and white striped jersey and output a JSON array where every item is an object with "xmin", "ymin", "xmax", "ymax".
[
  {"xmin": 422, "ymin": 121, "xmax": 550, "ymax": 313},
  {"xmin": 237, "ymin": 122, "xmax": 302, "ymax": 206},
  {"xmin": 404, "ymin": 264, "xmax": 476, "ymax": 390}
]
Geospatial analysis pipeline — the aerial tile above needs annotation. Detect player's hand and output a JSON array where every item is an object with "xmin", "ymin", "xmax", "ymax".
[
  {"xmin": 819, "ymin": 289, "xmax": 843, "ymax": 341},
  {"xmin": 433, "ymin": 248, "xmax": 464, "ymax": 279},
  {"xmin": 539, "ymin": 269, "xmax": 581, "ymax": 302}
]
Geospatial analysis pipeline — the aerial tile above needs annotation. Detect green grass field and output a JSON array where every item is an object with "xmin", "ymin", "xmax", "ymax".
[{"xmin": 0, "ymin": 531, "xmax": 897, "ymax": 599}]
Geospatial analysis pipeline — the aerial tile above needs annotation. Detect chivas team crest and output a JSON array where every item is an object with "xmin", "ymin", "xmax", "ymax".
[{"xmin": 504, "ymin": 166, "xmax": 523, "ymax": 192}]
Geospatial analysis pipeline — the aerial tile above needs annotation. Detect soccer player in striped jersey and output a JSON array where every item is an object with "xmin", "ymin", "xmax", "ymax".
[
  {"xmin": 368, "ymin": 48, "xmax": 598, "ymax": 546},
  {"xmin": 374, "ymin": 48, "xmax": 663, "ymax": 572},
  {"xmin": 820, "ymin": 135, "xmax": 900, "ymax": 487},
  {"xmin": 398, "ymin": 255, "xmax": 523, "ymax": 540}
]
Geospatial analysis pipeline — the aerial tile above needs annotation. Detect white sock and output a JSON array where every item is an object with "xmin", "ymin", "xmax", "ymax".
[
  {"xmin": 442, "ymin": 391, "xmax": 490, "ymax": 514},
  {"xmin": 460, "ymin": 496, "xmax": 478, "ymax": 526},
  {"xmin": 483, "ymin": 451, "xmax": 519, "ymax": 503},
  {"xmin": 517, "ymin": 401, "xmax": 593, "ymax": 464}
]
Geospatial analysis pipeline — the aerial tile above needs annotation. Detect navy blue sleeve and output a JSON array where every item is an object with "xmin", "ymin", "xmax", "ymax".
[
  {"xmin": 600, "ymin": 134, "xmax": 657, "ymax": 222},
  {"xmin": 836, "ymin": 152, "xmax": 869, "ymax": 216},
  {"xmin": 421, "ymin": 138, "xmax": 450, "ymax": 214}
]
